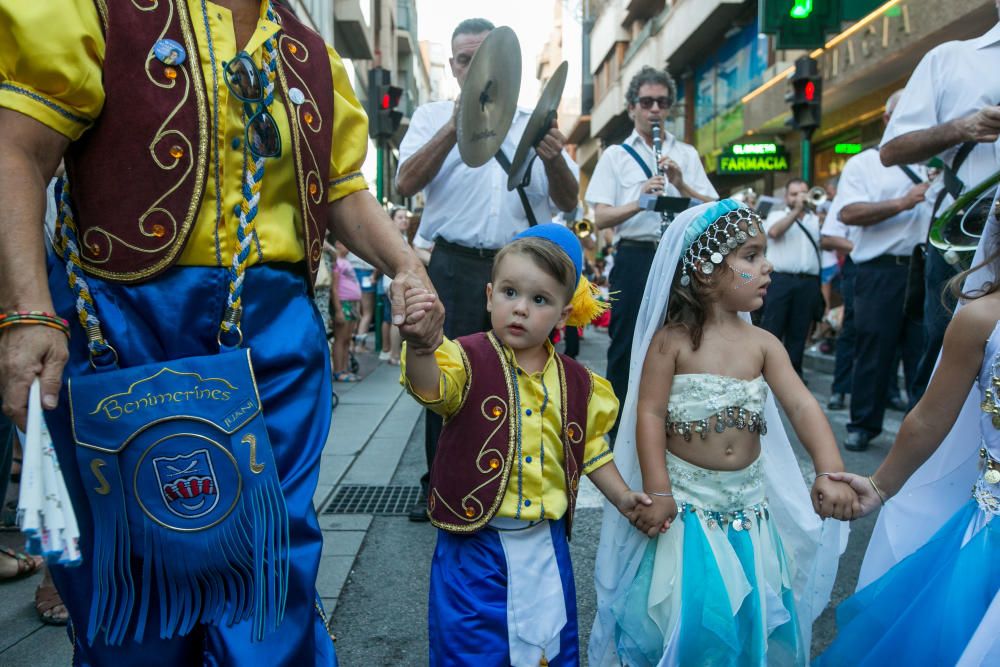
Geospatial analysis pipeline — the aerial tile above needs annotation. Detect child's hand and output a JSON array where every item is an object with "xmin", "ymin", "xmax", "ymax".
[
  {"xmin": 825, "ymin": 472, "xmax": 884, "ymax": 518},
  {"xmin": 615, "ymin": 489, "xmax": 652, "ymax": 524},
  {"xmin": 811, "ymin": 475, "xmax": 860, "ymax": 520},
  {"xmin": 399, "ymin": 287, "xmax": 439, "ymax": 343},
  {"xmin": 629, "ymin": 495, "xmax": 677, "ymax": 537}
]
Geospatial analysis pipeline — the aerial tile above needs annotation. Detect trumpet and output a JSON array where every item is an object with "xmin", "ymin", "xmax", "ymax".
[
  {"xmin": 805, "ymin": 186, "xmax": 828, "ymax": 210},
  {"xmin": 573, "ymin": 218, "xmax": 594, "ymax": 238}
]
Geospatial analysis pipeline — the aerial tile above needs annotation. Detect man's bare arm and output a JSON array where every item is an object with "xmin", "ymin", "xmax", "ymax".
[
  {"xmin": 327, "ymin": 191, "xmax": 444, "ymax": 349},
  {"xmin": 880, "ymin": 106, "xmax": 1000, "ymax": 167},
  {"xmin": 839, "ymin": 182, "xmax": 930, "ymax": 227},
  {"xmin": 0, "ymin": 109, "xmax": 71, "ymax": 428},
  {"xmin": 766, "ymin": 204, "xmax": 802, "ymax": 240},
  {"xmin": 536, "ymin": 125, "xmax": 579, "ymax": 212},
  {"xmin": 396, "ymin": 110, "xmax": 457, "ymax": 197}
]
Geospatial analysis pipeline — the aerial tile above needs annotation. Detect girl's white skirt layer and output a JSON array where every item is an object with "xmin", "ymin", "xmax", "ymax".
[{"xmin": 611, "ymin": 452, "xmax": 803, "ymax": 667}]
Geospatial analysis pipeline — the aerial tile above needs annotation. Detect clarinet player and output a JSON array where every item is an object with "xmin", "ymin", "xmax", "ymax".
[{"xmin": 585, "ymin": 66, "xmax": 717, "ymax": 440}]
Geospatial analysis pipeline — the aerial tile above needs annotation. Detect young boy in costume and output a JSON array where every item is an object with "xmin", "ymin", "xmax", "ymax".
[{"xmin": 400, "ymin": 224, "xmax": 651, "ymax": 666}]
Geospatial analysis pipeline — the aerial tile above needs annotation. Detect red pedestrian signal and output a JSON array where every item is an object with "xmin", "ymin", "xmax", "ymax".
[
  {"xmin": 784, "ymin": 56, "xmax": 822, "ymax": 137},
  {"xmin": 367, "ymin": 66, "xmax": 404, "ymax": 140}
]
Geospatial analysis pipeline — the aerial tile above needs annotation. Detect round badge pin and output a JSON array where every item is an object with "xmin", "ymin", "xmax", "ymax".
[
  {"xmin": 154, "ymin": 39, "xmax": 187, "ymax": 66},
  {"xmin": 288, "ymin": 87, "xmax": 306, "ymax": 105}
]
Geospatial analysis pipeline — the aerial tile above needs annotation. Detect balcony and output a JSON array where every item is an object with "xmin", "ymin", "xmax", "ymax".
[
  {"xmin": 397, "ymin": 0, "xmax": 417, "ymax": 57},
  {"xmin": 334, "ymin": 0, "xmax": 373, "ymax": 60},
  {"xmin": 590, "ymin": 3, "xmax": 629, "ymax": 74},
  {"xmin": 590, "ymin": 78, "xmax": 625, "ymax": 139},
  {"xmin": 624, "ymin": 0, "xmax": 666, "ymax": 26},
  {"xmin": 655, "ymin": 0, "xmax": 743, "ymax": 72}
]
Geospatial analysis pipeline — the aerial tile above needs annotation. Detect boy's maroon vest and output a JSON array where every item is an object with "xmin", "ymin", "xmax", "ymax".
[
  {"xmin": 64, "ymin": 0, "xmax": 332, "ymax": 284},
  {"xmin": 428, "ymin": 332, "xmax": 592, "ymax": 538}
]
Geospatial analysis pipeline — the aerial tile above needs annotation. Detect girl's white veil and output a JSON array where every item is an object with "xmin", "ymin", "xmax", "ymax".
[
  {"xmin": 858, "ymin": 214, "xmax": 997, "ymax": 587},
  {"xmin": 589, "ymin": 201, "xmax": 849, "ymax": 666}
]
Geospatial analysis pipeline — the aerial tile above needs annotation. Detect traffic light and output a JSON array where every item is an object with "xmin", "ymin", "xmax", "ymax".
[
  {"xmin": 368, "ymin": 67, "xmax": 403, "ymax": 140},
  {"xmin": 786, "ymin": 56, "xmax": 822, "ymax": 137}
]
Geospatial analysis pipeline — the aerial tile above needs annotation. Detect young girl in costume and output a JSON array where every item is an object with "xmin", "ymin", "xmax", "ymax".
[
  {"xmin": 400, "ymin": 224, "xmax": 651, "ymax": 666},
  {"xmin": 590, "ymin": 199, "xmax": 853, "ymax": 667},
  {"xmin": 817, "ymin": 220, "xmax": 1000, "ymax": 666}
]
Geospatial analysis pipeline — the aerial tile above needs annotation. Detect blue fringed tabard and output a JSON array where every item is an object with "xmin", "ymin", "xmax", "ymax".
[{"xmin": 67, "ymin": 349, "xmax": 289, "ymax": 646}]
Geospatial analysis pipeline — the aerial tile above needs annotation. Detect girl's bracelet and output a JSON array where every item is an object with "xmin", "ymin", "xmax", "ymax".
[
  {"xmin": 868, "ymin": 476, "xmax": 888, "ymax": 505},
  {"xmin": 646, "ymin": 491, "xmax": 673, "ymax": 497},
  {"xmin": 815, "ymin": 472, "xmax": 834, "ymax": 480}
]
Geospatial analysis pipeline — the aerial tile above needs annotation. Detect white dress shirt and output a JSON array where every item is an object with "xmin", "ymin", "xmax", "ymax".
[
  {"xmin": 826, "ymin": 148, "xmax": 931, "ymax": 263},
  {"xmin": 763, "ymin": 208, "xmax": 821, "ymax": 275},
  {"xmin": 397, "ymin": 101, "xmax": 579, "ymax": 250},
  {"xmin": 819, "ymin": 213, "xmax": 856, "ymax": 270},
  {"xmin": 585, "ymin": 129, "xmax": 718, "ymax": 243},
  {"xmin": 882, "ymin": 22, "xmax": 1000, "ymax": 211}
]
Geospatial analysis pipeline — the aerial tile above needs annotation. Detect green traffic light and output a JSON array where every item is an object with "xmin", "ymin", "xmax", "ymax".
[{"xmin": 790, "ymin": 0, "xmax": 813, "ymax": 18}]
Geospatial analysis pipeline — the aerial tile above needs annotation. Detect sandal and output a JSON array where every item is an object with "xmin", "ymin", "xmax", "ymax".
[
  {"xmin": 0, "ymin": 546, "xmax": 44, "ymax": 582},
  {"xmin": 387, "ymin": 357, "xmax": 401, "ymax": 366},
  {"xmin": 35, "ymin": 581, "xmax": 69, "ymax": 626},
  {"xmin": 332, "ymin": 371, "xmax": 361, "ymax": 383}
]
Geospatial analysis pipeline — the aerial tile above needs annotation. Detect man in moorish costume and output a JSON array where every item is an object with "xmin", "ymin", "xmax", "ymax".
[{"xmin": 0, "ymin": 0, "xmax": 442, "ymax": 665}]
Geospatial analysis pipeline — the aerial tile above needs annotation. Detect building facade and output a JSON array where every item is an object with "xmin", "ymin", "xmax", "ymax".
[{"xmin": 573, "ymin": 0, "xmax": 996, "ymax": 199}]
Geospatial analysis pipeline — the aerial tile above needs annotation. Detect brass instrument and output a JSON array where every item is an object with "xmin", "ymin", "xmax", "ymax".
[
  {"xmin": 573, "ymin": 218, "xmax": 594, "ymax": 238},
  {"xmin": 805, "ymin": 186, "xmax": 828, "ymax": 210},
  {"xmin": 928, "ymin": 168, "xmax": 998, "ymax": 269}
]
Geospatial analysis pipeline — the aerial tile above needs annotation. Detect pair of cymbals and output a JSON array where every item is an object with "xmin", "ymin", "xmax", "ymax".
[{"xmin": 456, "ymin": 27, "xmax": 568, "ymax": 191}]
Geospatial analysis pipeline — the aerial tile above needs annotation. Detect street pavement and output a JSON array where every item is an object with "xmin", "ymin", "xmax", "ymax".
[{"xmin": 0, "ymin": 330, "xmax": 904, "ymax": 665}]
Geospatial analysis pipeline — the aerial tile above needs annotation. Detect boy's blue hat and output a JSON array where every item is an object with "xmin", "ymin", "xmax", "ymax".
[{"xmin": 513, "ymin": 224, "xmax": 584, "ymax": 280}]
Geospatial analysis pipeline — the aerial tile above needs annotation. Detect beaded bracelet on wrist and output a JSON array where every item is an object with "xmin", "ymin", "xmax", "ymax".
[{"xmin": 0, "ymin": 311, "xmax": 71, "ymax": 338}]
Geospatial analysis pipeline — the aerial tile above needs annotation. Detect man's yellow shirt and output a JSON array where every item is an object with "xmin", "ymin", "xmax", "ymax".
[{"xmin": 0, "ymin": 0, "xmax": 370, "ymax": 268}]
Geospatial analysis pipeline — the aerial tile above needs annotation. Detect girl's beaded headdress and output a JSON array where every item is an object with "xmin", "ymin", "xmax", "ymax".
[{"xmin": 678, "ymin": 199, "xmax": 765, "ymax": 286}]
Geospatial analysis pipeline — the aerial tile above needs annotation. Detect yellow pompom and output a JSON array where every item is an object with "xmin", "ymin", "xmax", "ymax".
[{"xmin": 566, "ymin": 276, "xmax": 610, "ymax": 327}]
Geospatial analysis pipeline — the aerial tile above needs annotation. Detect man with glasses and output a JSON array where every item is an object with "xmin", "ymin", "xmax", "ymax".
[
  {"xmin": 0, "ymin": 1, "xmax": 441, "ymax": 665},
  {"xmin": 585, "ymin": 66, "xmax": 717, "ymax": 439},
  {"xmin": 396, "ymin": 17, "xmax": 580, "ymax": 522}
]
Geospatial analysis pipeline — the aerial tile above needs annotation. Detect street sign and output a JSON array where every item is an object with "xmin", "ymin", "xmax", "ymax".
[
  {"xmin": 718, "ymin": 144, "xmax": 790, "ymax": 174},
  {"xmin": 835, "ymin": 143, "xmax": 863, "ymax": 154},
  {"xmin": 760, "ymin": 0, "xmax": 841, "ymax": 49}
]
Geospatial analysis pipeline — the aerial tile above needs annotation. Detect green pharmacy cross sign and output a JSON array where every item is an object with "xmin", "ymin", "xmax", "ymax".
[
  {"xmin": 718, "ymin": 143, "xmax": 790, "ymax": 174},
  {"xmin": 760, "ymin": 0, "xmax": 884, "ymax": 50},
  {"xmin": 790, "ymin": 0, "xmax": 814, "ymax": 19}
]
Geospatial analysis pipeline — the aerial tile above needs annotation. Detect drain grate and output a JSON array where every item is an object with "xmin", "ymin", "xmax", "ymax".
[{"xmin": 322, "ymin": 485, "xmax": 423, "ymax": 515}]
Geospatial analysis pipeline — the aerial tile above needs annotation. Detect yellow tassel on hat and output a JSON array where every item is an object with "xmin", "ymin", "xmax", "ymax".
[{"xmin": 565, "ymin": 276, "xmax": 610, "ymax": 327}]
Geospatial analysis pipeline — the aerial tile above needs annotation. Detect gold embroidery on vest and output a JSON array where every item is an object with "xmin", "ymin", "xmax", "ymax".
[
  {"xmin": 276, "ymin": 34, "xmax": 324, "ymax": 267},
  {"xmin": 81, "ymin": 0, "xmax": 209, "ymax": 281}
]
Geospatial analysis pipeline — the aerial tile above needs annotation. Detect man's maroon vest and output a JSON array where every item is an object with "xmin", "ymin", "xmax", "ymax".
[
  {"xmin": 64, "ymin": 0, "xmax": 333, "ymax": 284},
  {"xmin": 428, "ymin": 332, "xmax": 592, "ymax": 538}
]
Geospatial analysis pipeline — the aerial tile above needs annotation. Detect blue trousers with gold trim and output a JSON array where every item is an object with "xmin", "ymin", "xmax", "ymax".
[{"xmin": 45, "ymin": 261, "xmax": 336, "ymax": 667}]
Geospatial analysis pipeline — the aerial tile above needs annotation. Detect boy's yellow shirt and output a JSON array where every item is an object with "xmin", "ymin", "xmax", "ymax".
[{"xmin": 401, "ymin": 337, "xmax": 618, "ymax": 522}]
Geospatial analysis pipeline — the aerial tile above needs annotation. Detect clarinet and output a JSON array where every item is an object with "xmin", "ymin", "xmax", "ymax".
[{"xmin": 652, "ymin": 123, "xmax": 673, "ymax": 234}]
